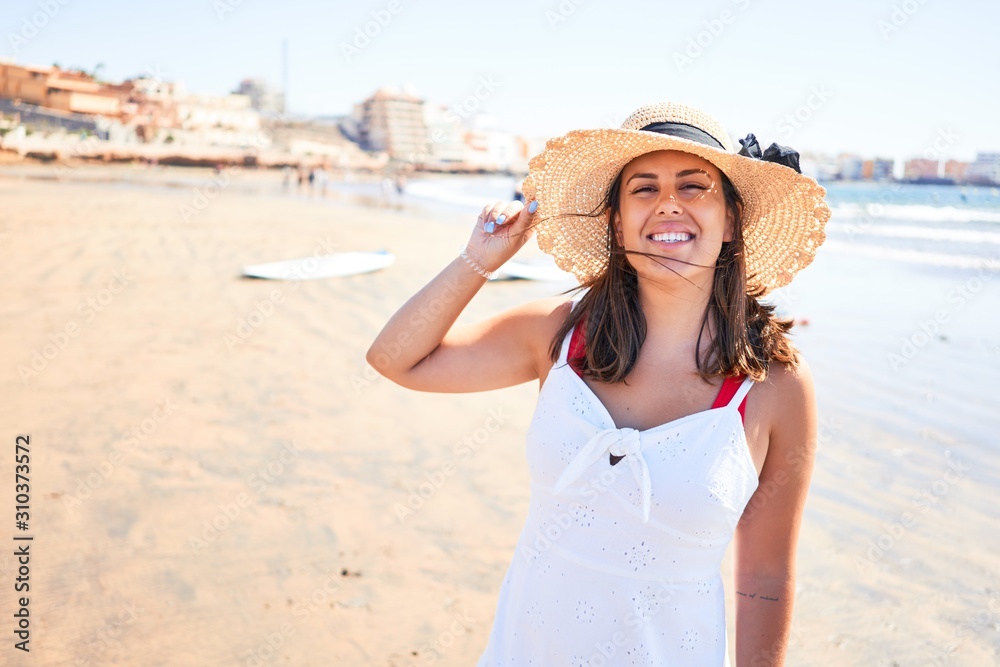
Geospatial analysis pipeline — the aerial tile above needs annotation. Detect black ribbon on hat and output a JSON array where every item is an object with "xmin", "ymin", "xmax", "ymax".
[
  {"xmin": 737, "ymin": 134, "xmax": 802, "ymax": 174},
  {"xmin": 640, "ymin": 122, "xmax": 725, "ymax": 150}
]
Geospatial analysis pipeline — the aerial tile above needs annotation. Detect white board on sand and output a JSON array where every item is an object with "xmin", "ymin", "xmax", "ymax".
[
  {"xmin": 492, "ymin": 258, "xmax": 576, "ymax": 282},
  {"xmin": 242, "ymin": 250, "xmax": 395, "ymax": 280}
]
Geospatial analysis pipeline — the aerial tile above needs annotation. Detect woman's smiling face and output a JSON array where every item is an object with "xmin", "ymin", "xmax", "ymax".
[{"xmin": 614, "ymin": 149, "xmax": 735, "ymax": 284}]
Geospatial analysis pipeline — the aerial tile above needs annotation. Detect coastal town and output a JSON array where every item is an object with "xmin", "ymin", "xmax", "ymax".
[{"xmin": 1, "ymin": 57, "xmax": 999, "ymax": 186}]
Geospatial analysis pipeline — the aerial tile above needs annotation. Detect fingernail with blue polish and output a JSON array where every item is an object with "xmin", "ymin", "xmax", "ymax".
[
  {"xmin": 497, "ymin": 214, "xmax": 506, "ymax": 225},
  {"xmin": 484, "ymin": 221, "xmax": 496, "ymax": 233},
  {"xmin": 528, "ymin": 200, "xmax": 539, "ymax": 213}
]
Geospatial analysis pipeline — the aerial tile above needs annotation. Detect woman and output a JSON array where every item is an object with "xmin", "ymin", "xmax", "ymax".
[{"xmin": 367, "ymin": 102, "xmax": 830, "ymax": 666}]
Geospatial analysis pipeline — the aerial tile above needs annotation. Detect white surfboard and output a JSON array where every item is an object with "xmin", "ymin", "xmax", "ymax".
[
  {"xmin": 242, "ymin": 250, "xmax": 395, "ymax": 280},
  {"xmin": 492, "ymin": 258, "xmax": 577, "ymax": 282}
]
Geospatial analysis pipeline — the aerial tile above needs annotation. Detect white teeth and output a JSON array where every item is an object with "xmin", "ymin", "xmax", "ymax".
[{"xmin": 650, "ymin": 232, "xmax": 693, "ymax": 243}]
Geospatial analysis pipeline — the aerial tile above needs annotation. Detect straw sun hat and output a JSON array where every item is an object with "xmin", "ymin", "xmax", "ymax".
[{"xmin": 520, "ymin": 102, "xmax": 832, "ymax": 296}]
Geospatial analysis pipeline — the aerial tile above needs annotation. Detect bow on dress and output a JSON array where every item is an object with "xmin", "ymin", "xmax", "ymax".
[
  {"xmin": 551, "ymin": 427, "xmax": 653, "ymax": 523},
  {"xmin": 737, "ymin": 133, "xmax": 802, "ymax": 174}
]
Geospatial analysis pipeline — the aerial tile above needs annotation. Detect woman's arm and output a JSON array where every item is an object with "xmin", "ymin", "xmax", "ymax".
[
  {"xmin": 733, "ymin": 358, "xmax": 818, "ymax": 667},
  {"xmin": 365, "ymin": 199, "xmax": 569, "ymax": 393}
]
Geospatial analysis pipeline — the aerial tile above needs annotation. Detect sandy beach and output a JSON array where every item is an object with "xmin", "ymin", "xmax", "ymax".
[{"xmin": 2, "ymin": 164, "xmax": 999, "ymax": 666}]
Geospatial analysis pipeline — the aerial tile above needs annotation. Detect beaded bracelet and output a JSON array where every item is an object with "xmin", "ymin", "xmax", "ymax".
[{"xmin": 459, "ymin": 248, "xmax": 494, "ymax": 280}]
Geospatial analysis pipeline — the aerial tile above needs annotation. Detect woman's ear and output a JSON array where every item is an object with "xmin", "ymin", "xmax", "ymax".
[
  {"xmin": 723, "ymin": 207, "xmax": 736, "ymax": 243},
  {"xmin": 613, "ymin": 211, "xmax": 623, "ymax": 246}
]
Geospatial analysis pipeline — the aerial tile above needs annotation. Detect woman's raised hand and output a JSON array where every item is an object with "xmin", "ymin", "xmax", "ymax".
[{"xmin": 464, "ymin": 199, "xmax": 539, "ymax": 274}]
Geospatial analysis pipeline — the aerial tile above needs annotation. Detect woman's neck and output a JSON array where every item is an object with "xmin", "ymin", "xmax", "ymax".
[{"xmin": 636, "ymin": 275, "xmax": 715, "ymax": 358}]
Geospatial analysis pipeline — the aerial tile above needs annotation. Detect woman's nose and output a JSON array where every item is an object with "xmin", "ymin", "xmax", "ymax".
[{"xmin": 656, "ymin": 191, "xmax": 682, "ymax": 216}]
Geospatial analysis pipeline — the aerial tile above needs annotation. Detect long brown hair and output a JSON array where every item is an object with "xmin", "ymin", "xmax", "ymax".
[{"xmin": 535, "ymin": 166, "xmax": 800, "ymax": 385}]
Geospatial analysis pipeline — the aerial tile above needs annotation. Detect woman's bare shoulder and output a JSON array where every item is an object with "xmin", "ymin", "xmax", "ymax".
[
  {"xmin": 514, "ymin": 294, "xmax": 578, "ymax": 344},
  {"xmin": 763, "ymin": 356, "xmax": 815, "ymax": 399},
  {"xmin": 504, "ymin": 294, "xmax": 578, "ymax": 379},
  {"xmin": 755, "ymin": 356, "xmax": 817, "ymax": 440}
]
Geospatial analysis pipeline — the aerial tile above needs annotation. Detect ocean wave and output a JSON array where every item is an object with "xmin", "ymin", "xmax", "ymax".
[
  {"xmin": 821, "ymin": 240, "xmax": 1000, "ymax": 270},
  {"xmin": 404, "ymin": 176, "xmax": 516, "ymax": 210},
  {"xmin": 825, "ymin": 222, "xmax": 1000, "ymax": 245},
  {"xmin": 830, "ymin": 203, "xmax": 1000, "ymax": 224}
]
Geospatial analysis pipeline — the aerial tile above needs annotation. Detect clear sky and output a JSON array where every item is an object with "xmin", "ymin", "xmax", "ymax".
[{"xmin": 3, "ymin": 0, "xmax": 997, "ymax": 161}]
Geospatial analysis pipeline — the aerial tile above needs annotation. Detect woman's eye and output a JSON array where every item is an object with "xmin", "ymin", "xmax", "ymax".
[
  {"xmin": 681, "ymin": 183, "xmax": 707, "ymax": 190},
  {"xmin": 631, "ymin": 186, "xmax": 655, "ymax": 194}
]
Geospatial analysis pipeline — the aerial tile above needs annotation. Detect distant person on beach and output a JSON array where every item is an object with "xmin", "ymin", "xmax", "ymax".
[
  {"xmin": 381, "ymin": 176, "xmax": 398, "ymax": 205},
  {"xmin": 368, "ymin": 102, "xmax": 831, "ymax": 665},
  {"xmin": 315, "ymin": 165, "xmax": 329, "ymax": 196}
]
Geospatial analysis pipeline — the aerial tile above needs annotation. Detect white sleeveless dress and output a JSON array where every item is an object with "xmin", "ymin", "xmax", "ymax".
[{"xmin": 475, "ymin": 302, "xmax": 759, "ymax": 666}]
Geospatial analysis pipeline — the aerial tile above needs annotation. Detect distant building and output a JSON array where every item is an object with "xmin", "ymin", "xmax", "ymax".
[
  {"xmin": 0, "ymin": 62, "xmax": 120, "ymax": 116},
  {"xmin": 966, "ymin": 153, "xmax": 1000, "ymax": 185},
  {"xmin": 904, "ymin": 158, "xmax": 940, "ymax": 181},
  {"xmin": 836, "ymin": 154, "xmax": 864, "ymax": 181},
  {"xmin": 423, "ymin": 103, "xmax": 469, "ymax": 166},
  {"xmin": 943, "ymin": 160, "xmax": 968, "ymax": 183},
  {"xmin": 0, "ymin": 59, "xmax": 264, "ymax": 147},
  {"xmin": 234, "ymin": 78, "xmax": 285, "ymax": 115},
  {"xmin": 175, "ymin": 93, "xmax": 258, "ymax": 132},
  {"xmin": 870, "ymin": 158, "xmax": 894, "ymax": 181},
  {"xmin": 799, "ymin": 152, "xmax": 838, "ymax": 181},
  {"xmin": 355, "ymin": 87, "xmax": 429, "ymax": 163},
  {"xmin": 111, "ymin": 76, "xmax": 179, "ymax": 141},
  {"xmin": 465, "ymin": 115, "xmax": 518, "ymax": 172}
]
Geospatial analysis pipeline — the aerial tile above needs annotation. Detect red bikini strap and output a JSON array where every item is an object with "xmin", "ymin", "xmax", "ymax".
[
  {"xmin": 712, "ymin": 375, "xmax": 748, "ymax": 423},
  {"xmin": 568, "ymin": 317, "xmax": 587, "ymax": 378}
]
